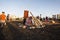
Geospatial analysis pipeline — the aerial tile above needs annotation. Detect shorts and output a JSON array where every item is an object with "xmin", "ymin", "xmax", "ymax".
[{"xmin": 0, "ymin": 20, "xmax": 5, "ymax": 23}]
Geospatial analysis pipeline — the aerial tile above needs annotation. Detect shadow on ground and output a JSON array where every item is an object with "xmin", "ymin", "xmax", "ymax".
[{"xmin": 0, "ymin": 22, "xmax": 60, "ymax": 40}]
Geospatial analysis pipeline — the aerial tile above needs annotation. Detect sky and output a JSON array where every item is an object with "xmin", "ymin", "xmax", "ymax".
[{"xmin": 0, "ymin": 0, "xmax": 60, "ymax": 18}]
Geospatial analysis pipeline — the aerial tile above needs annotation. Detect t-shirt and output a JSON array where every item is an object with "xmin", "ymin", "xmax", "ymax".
[
  {"xmin": 25, "ymin": 18, "xmax": 32, "ymax": 26},
  {"xmin": 0, "ymin": 15, "xmax": 1, "ymax": 20},
  {"xmin": 0, "ymin": 14, "xmax": 6, "ymax": 21}
]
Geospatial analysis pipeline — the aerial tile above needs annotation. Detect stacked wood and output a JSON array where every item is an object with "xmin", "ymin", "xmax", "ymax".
[{"xmin": 30, "ymin": 12, "xmax": 43, "ymax": 27}]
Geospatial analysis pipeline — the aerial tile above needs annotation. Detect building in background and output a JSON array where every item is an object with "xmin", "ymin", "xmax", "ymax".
[
  {"xmin": 52, "ymin": 14, "xmax": 60, "ymax": 20},
  {"xmin": 52, "ymin": 15, "xmax": 57, "ymax": 19},
  {"xmin": 57, "ymin": 14, "xmax": 60, "ymax": 19}
]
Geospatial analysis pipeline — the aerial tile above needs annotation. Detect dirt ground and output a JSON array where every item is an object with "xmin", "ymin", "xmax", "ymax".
[{"xmin": 0, "ymin": 22, "xmax": 60, "ymax": 40}]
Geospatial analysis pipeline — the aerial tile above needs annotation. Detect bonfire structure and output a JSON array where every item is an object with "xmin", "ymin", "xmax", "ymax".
[{"xmin": 30, "ymin": 12, "xmax": 45, "ymax": 28}]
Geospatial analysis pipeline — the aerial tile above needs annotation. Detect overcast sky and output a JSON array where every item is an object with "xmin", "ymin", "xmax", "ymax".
[{"xmin": 0, "ymin": 0, "xmax": 60, "ymax": 17}]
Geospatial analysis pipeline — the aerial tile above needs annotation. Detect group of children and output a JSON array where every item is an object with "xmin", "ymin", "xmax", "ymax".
[{"xmin": 23, "ymin": 16, "xmax": 49, "ymax": 29}]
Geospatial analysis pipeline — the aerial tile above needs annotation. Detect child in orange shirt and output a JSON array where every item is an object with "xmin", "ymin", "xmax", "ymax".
[{"xmin": 0, "ymin": 12, "xmax": 6, "ymax": 27}]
